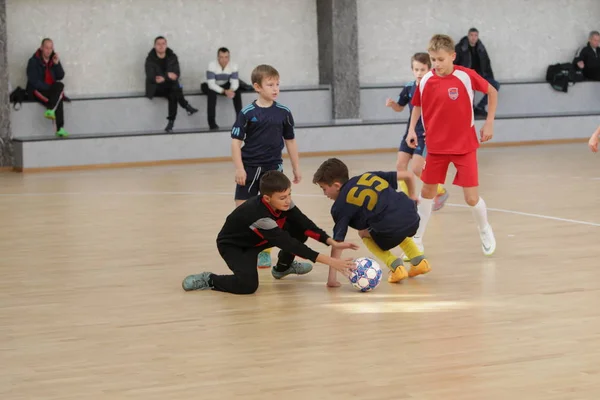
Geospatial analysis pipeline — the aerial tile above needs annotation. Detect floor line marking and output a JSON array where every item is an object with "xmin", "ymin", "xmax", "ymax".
[{"xmin": 1, "ymin": 190, "xmax": 599, "ymax": 227}]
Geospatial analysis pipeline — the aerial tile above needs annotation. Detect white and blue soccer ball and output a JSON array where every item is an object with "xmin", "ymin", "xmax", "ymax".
[{"xmin": 349, "ymin": 257, "xmax": 383, "ymax": 292}]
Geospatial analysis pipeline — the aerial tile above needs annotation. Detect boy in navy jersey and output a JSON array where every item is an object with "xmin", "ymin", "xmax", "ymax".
[
  {"xmin": 231, "ymin": 64, "xmax": 301, "ymax": 269},
  {"xmin": 386, "ymin": 52, "xmax": 448, "ymax": 211},
  {"xmin": 313, "ymin": 158, "xmax": 431, "ymax": 287},
  {"xmin": 182, "ymin": 171, "xmax": 358, "ymax": 295}
]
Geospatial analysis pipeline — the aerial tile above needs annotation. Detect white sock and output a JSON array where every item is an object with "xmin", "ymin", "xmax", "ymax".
[
  {"xmin": 471, "ymin": 197, "xmax": 489, "ymax": 231},
  {"xmin": 414, "ymin": 196, "xmax": 434, "ymax": 243}
]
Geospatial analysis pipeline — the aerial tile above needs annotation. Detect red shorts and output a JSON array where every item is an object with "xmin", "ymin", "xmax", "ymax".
[{"xmin": 421, "ymin": 151, "xmax": 479, "ymax": 187}]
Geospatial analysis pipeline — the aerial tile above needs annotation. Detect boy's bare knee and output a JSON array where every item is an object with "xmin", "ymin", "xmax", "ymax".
[
  {"xmin": 411, "ymin": 164, "xmax": 423, "ymax": 177},
  {"xmin": 464, "ymin": 193, "xmax": 479, "ymax": 206},
  {"xmin": 421, "ymin": 184, "xmax": 437, "ymax": 199}
]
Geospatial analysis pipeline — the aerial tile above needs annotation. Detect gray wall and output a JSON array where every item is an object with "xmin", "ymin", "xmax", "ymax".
[
  {"xmin": 6, "ymin": 0, "xmax": 319, "ymax": 95},
  {"xmin": 0, "ymin": 0, "xmax": 12, "ymax": 167},
  {"xmin": 358, "ymin": 0, "xmax": 600, "ymax": 84},
  {"xmin": 8, "ymin": 0, "xmax": 599, "ymax": 96},
  {"xmin": 317, "ymin": 0, "xmax": 360, "ymax": 120}
]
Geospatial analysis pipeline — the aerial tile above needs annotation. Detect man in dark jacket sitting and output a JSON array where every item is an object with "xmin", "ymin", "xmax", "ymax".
[
  {"xmin": 574, "ymin": 31, "xmax": 600, "ymax": 81},
  {"xmin": 26, "ymin": 38, "xmax": 68, "ymax": 137},
  {"xmin": 145, "ymin": 36, "xmax": 198, "ymax": 132},
  {"xmin": 454, "ymin": 28, "xmax": 500, "ymax": 117}
]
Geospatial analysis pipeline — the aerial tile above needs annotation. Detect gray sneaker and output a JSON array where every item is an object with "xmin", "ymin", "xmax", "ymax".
[
  {"xmin": 182, "ymin": 271, "xmax": 213, "ymax": 291},
  {"xmin": 271, "ymin": 261, "xmax": 313, "ymax": 280}
]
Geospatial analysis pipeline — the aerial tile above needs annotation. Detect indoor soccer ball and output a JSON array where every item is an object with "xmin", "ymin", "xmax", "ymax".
[{"xmin": 349, "ymin": 257, "xmax": 383, "ymax": 292}]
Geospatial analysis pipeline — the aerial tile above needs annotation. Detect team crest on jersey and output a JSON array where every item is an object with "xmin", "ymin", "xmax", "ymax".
[{"xmin": 448, "ymin": 87, "xmax": 459, "ymax": 100}]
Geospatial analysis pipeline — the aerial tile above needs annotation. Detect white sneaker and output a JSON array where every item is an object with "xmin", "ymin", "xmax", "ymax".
[
  {"xmin": 402, "ymin": 238, "xmax": 424, "ymax": 262},
  {"xmin": 479, "ymin": 225, "xmax": 496, "ymax": 256}
]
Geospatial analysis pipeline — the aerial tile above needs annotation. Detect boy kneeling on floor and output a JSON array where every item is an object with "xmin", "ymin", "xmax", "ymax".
[{"xmin": 182, "ymin": 171, "xmax": 358, "ymax": 295}]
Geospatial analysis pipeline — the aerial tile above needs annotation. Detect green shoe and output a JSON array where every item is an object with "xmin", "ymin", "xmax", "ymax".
[
  {"xmin": 44, "ymin": 109, "xmax": 56, "ymax": 120},
  {"xmin": 55, "ymin": 128, "xmax": 69, "ymax": 137},
  {"xmin": 182, "ymin": 272, "xmax": 213, "ymax": 291},
  {"xmin": 271, "ymin": 261, "xmax": 313, "ymax": 280}
]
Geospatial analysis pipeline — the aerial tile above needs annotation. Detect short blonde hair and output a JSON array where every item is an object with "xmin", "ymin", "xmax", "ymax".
[
  {"xmin": 428, "ymin": 34, "xmax": 455, "ymax": 53},
  {"xmin": 251, "ymin": 64, "xmax": 280, "ymax": 86}
]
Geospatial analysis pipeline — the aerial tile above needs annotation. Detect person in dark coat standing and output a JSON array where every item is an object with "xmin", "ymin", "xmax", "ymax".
[
  {"xmin": 454, "ymin": 28, "xmax": 500, "ymax": 117},
  {"xmin": 145, "ymin": 36, "xmax": 198, "ymax": 132},
  {"xmin": 26, "ymin": 38, "xmax": 69, "ymax": 137}
]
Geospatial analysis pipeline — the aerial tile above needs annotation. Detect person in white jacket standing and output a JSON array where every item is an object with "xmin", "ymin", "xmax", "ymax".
[{"xmin": 201, "ymin": 47, "xmax": 242, "ymax": 130}]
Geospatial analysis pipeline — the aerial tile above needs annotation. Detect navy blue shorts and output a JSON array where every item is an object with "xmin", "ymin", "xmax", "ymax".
[
  {"xmin": 399, "ymin": 132, "xmax": 426, "ymax": 156},
  {"xmin": 234, "ymin": 163, "xmax": 283, "ymax": 200},
  {"xmin": 370, "ymin": 220, "xmax": 420, "ymax": 251}
]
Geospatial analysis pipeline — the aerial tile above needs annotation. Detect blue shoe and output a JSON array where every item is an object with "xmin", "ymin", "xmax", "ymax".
[
  {"xmin": 433, "ymin": 189, "xmax": 450, "ymax": 211},
  {"xmin": 182, "ymin": 272, "xmax": 213, "ymax": 291},
  {"xmin": 257, "ymin": 251, "xmax": 272, "ymax": 269},
  {"xmin": 271, "ymin": 261, "xmax": 313, "ymax": 280}
]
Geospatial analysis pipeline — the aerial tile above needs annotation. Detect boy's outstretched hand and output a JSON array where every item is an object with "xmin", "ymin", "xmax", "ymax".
[
  {"xmin": 328, "ymin": 258, "xmax": 357, "ymax": 277},
  {"xmin": 331, "ymin": 241, "xmax": 359, "ymax": 251}
]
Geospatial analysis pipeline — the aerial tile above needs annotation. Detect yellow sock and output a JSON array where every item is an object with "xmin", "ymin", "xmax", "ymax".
[
  {"xmin": 436, "ymin": 184, "xmax": 445, "ymax": 195},
  {"xmin": 362, "ymin": 237, "xmax": 398, "ymax": 271},
  {"xmin": 399, "ymin": 180, "xmax": 409, "ymax": 195},
  {"xmin": 399, "ymin": 237, "xmax": 424, "ymax": 262}
]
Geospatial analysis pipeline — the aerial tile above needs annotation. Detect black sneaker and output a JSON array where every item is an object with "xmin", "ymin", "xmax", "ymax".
[
  {"xmin": 165, "ymin": 120, "xmax": 174, "ymax": 132},
  {"xmin": 186, "ymin": 105, "xmax": 198, "ymax": 116}
]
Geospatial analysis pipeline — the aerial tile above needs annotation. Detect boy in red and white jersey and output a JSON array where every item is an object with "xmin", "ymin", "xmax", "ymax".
[{"xmin": 406, "ymin": 34, "xmax": 498, "ymax": 256}]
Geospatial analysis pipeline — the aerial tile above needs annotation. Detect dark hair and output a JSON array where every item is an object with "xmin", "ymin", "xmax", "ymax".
[
  {"xmin": 251, "ymin": 64, "xmax": 280, "ymax": 86},
  {"xmin": 312, "ymin": 158, "xmax": 349, "ymax": 185},
  {"xmin": 590, "ymin": 31, "xmax": 600, "ymax": 39},
  {"xmin": 41, "ymin": 38, "xmax": 52, "ymax": 46},
  {"xmin": 218, "ymin": 47, "xmax": 230, "ymax": 54},
  {"xmin": 260, "ymin": 171, "xmax": 291, "ymax": 196},
  {"xmin": 411, "ymin": 52, "xmax": 431, "ymax": 69},
  {"xmin": 468, "ymin": 27, "xmax": 479, "ymax": 34},
  {"xmin": 154, "ymin": 36, "xmax": 166, "ymax": 44}
]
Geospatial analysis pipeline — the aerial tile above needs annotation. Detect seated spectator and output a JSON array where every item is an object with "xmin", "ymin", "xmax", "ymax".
[
  {"xmin": 26, "ymin": 38, "xmax": 68, "ymax": 137},
  {"xmin": 574, "ymin": 31, "xmax": 600, "ymax": 81},
  {"xmin": 200, "ymin": 47, "xmax": 242, "ymax": 130},
  {"xmin": 454, "ymin": 28, "xmax": 500, "ymax": 117},
  {"xmin": 145, "ymin": 36, "xmax": 198, "ymax": 133}
]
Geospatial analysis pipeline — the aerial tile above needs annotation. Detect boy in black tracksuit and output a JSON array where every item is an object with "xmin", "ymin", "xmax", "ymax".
[{"xmin": 182, "ymin": 171, "xmax": 358, "ymax": 295}]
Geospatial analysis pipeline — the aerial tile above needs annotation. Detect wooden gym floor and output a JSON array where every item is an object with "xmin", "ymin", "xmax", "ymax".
[{"xmin": 1, "ymin": 143, "xmax": 599, "ymax": 399}]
